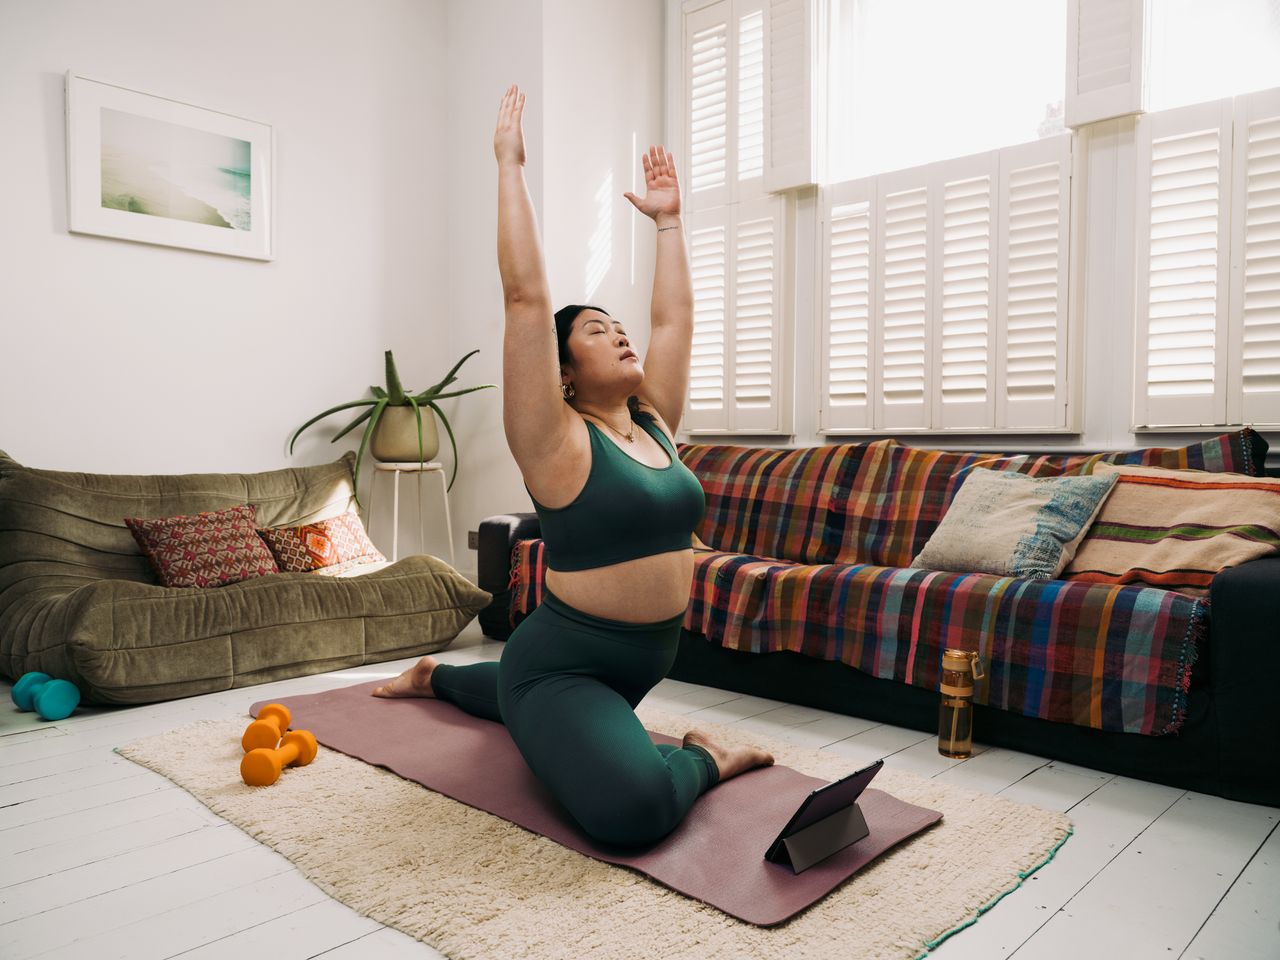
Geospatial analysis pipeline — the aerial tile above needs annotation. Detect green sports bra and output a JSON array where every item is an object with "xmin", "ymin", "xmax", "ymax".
[{"xmin": 523, "ymin": 412, "xmax": 706, "ymax": 572}]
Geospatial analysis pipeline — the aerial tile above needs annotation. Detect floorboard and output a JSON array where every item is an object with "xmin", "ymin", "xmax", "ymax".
[{"xmin": 1, "ymin": 622, "xmax": 1275, "ymax": 959}]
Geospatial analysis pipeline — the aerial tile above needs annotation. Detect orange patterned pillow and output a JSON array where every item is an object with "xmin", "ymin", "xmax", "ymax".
[
  {"xmin": 256, "ymin": 512, "xmax": 386, "ymax": 573},
  {"xmin": 125, "ymin": 504, "xmax": 280, "ymax": 588}
]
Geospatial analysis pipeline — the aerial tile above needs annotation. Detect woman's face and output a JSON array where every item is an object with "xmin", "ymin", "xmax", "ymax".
[{"xmin": 562, "ymin": 309, "xmax": 644, "ymax": 396}]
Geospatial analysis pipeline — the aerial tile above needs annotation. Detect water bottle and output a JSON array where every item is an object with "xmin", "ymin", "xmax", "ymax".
[{"xmin": 938, "ymin": 648, "xmax": 985, "ymax": 758}]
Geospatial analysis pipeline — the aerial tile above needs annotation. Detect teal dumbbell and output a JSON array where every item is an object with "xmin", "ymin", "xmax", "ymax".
[{"xmin": 11, "ymin": 672, "xmax": 81, "ymax": 721}]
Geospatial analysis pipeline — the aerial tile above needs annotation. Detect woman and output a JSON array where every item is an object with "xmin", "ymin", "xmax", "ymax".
[{"xmin": 372, "ymin": 83, "xmax": 773, "ymax": 849}]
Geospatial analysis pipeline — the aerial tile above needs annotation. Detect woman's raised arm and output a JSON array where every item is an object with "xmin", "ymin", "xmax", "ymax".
[
  {"xmin": 493, "ymin": 84, "xmax": 574, "ymax": 470},
  {"xmin": 495, "ymin": 84, "xmax": 550, "ymax": 304}
]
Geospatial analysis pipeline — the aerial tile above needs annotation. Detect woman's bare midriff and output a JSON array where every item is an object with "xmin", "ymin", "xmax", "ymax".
[
  {"xmin": 544, "ymin": 549, "xmax": 694, "ymax": 623},
  {"xmin": 526, "ymin": 410, "xmax": 695, "ymax": 624}
]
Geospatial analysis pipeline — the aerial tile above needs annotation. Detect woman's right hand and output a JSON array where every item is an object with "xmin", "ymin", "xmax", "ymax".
[{"xmin": 494, "ymin": 84, "xmax": 526, "ymax": 166}]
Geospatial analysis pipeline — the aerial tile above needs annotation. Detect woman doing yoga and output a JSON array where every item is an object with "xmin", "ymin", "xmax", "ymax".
[{"xmin": 371, "ymin": 83, "xmax": 774, "ymax": 848}]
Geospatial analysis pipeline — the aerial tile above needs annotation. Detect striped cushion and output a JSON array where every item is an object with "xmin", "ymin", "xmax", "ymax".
[
  {"xmin": 1062, "ymin": 464, "xmax": 1280, "ymax": 596},
  {"xmin": 509, "ymin": 539, "xmax": 1206, "ymax": 736},
  {"xmin": 909, "ymin": 470, "xmax": 1119, "ymax": 579}
]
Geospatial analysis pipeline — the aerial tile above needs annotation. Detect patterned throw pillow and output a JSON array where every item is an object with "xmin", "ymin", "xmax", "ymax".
[
  {"xmin": 124, "ymin": 504, "xmax": 280, "ymax": 588},
  {"xmin": 909, "ymin": 469, "xmax": 1120, "ymax": 579},
  {"xmin": 1062, "ymin": 464, "xmax": 1280, "ymax": 595},
  {"xmin": 256, "ymin": 512, "xmax": 386, "ymax": 574}
]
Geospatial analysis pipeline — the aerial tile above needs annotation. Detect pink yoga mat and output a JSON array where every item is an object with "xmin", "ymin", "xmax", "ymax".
[{"xmin": 248, "ymin": 679, "xmax": 942, "ymax": 926}]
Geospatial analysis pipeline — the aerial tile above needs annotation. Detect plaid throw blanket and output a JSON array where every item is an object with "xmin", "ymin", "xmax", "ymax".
[
  {"xmin": 509, "ymin": 540, "xmax": 1207, "ymax": 736},
  {"xmin": 507, "ymin": 430, "xmax": 1261, "ymax": 737}
]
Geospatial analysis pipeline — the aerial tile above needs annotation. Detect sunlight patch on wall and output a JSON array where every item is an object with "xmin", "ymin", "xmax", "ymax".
[{"xmin": 585, "ymin": 168, "xmax": 613, "ymax": 301}]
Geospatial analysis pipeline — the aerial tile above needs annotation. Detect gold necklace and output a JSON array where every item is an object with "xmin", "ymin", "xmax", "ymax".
[{"xmin": 594, "ymin": 413, "xmax": 635, "ymax": 442}]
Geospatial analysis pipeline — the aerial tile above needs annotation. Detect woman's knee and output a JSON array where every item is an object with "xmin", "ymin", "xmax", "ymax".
[{"xmin": 574, "ymin": 775, "xmax": 679, "ymax": 848}]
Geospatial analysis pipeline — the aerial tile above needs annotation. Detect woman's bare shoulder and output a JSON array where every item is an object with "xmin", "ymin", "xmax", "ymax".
[{"xmin": 517, "ymin": 412, "xmax": 591, "ymax": 509}]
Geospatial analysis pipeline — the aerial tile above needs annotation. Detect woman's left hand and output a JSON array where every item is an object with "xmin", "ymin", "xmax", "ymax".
[{"xmin": 624, "ymin": 145, "xmax": 681, "ymax": 220}]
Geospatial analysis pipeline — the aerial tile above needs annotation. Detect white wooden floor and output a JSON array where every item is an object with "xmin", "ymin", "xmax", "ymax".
[{"xmin": 2, "ymin": 620, "xmax": 1277, "ymax": 960}]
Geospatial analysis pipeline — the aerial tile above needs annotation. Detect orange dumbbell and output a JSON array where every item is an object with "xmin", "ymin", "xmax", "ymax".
[
  {"xmin": 242, "ymin": 704, "xmax": 292, "ymax": 752},
  {"xmin": 240, "ymin": 730, "xmax": 319, "ymax": 786}
]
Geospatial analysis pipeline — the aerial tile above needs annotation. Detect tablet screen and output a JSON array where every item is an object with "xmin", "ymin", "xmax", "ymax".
[{"xmin": 767, "ymin": 758, "xmax": 883, "ymax": 852}]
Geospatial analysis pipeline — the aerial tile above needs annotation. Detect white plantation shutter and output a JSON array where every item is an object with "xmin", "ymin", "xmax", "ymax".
[
  {"xmin": 1228, "ymin": 87, "xmax": 1280, "ymax": 428},
  {"xmin": 875, "ymin": 171, "xmax": 931, "ymax": 430},
  {"xmin": 818, "ymin": 136, "xmax": 1075, "ymax": 433},
  {"xmin": 1065, "ymin": 0, "xmax": 1147, "ymax": 128},
  {"xmin": 1134, "ymin": 98, "xmax": 1233, "ymax": 428},
  {"xmin": 687, "ymin": 2, "xmax": 730, "ymax": 209},
  {"xmin": 687, "ymin": 0, "xmax": 766, "ymax": 207},
  {"xmin": 819, "ymin": 181, "xmax": 876, "ymax": 430},
  {"xmin": 686, "ymin": 208, "xmax": 729, "ymax": 427},
  {"xmin": 936, "ymin": 154, "xmax": 998, "ymax": 430},
  {"xmin": 684, "ymin": 199, "xmax": 783, "ymax": 431},
  {"xmin": 733, "ymin": 194, "xmax": 782, "ymax": 428},
  {"xmin": 764, "ymin": 0, "xmax": 821, "ymax": 192},
  {"xmin": 996, "ymin": 135, "xmax": 1073, "ymax": 429},
  {"xmin": 683, "ymin": 0, "xmax": 788, "ymax": 433},
  {"xmin": 737, "ymin": 4, "xmax": 765, "ymax": 183}
]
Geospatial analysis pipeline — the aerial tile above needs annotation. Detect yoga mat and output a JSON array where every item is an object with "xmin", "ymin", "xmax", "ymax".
[
  {"xmin": 248, "ymin": 678, "xmax": 942, "ymax": 926},
  {"xmin": 116, "ymin": 703, "xmax": 1074, "ymax": 959}
]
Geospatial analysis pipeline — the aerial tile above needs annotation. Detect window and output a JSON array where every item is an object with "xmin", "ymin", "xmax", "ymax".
[
  {"xmin": 683, "ymin": 0, "xmax": 790, "ymax": 433},
  {"xmin": 819, "ymin": 134, "xmax": 1074, "ymax": 432},
  {"xmin": 1147, "ymin": 0, "xmax": 1280, "ymax": 113},
  {"xmin": 1133, "ymin": 86, "xmax": 1280, "ymax": 430},
  {"xmin": 827, "ymin": 0, "xmax": 1067, "ymax": 183}
]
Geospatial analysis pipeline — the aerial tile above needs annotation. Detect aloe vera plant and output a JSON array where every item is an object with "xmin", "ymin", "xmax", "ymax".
[{"xmin": 288, "ymin": 349, "xmax": 495, "ymax": 506}]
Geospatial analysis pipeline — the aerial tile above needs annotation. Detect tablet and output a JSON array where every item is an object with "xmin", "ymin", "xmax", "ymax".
[{"xmin": 765, "ymin": 758, "xmax": 883, "ymax": 859}]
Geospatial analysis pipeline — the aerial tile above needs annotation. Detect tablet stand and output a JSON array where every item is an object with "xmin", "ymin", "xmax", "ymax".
[{"xmin": 765, "ymin": 800, "xmax": 870, "ymax": 874}]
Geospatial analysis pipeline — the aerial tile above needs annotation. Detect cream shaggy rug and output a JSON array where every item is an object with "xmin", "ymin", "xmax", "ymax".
[{"xmin": 115, "ymin": 704, "xmax": 1072, "ymax": 960}]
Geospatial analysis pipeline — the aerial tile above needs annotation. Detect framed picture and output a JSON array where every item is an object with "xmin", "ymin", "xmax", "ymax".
[{"xmin": 65, "ymin": 71, "xmax": 274, "ymax": 260}]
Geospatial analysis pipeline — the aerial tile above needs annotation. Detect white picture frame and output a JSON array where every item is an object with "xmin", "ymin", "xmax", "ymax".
[{"xmin": 65, "ymin": 71, "xmax": 274, "ymax": 260}]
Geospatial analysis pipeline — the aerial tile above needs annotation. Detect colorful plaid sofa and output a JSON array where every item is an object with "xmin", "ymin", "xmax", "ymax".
[{"xmin": 477, "ymin": 428, "xmax": 1278, "ymax": 806}]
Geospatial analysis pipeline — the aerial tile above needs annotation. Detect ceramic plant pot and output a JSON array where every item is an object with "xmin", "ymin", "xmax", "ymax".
[{"xmin": 370, "ymin": 405, "xmax": 441, "ymax": 462}]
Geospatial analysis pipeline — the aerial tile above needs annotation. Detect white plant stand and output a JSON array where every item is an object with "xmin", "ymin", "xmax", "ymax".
[{"xmin": 365, "ymin": 461, "xmax": 455, "ymax": 566}]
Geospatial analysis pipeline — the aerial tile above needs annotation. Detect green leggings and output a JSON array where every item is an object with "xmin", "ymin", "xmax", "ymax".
[{"xmin": 430, "ymin": 587, "xmax": 720, "ymax": 848}]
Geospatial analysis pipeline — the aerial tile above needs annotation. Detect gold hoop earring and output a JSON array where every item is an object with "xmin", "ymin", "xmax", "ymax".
[{"xmin": 561, "ymin": 382, "xmax": 575, "ymax": 400}]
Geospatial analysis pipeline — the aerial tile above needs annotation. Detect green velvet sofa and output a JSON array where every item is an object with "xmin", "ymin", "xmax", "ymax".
[{"xmin": 0, "ymin": 448, "xmax": 491, "ymax": 706}]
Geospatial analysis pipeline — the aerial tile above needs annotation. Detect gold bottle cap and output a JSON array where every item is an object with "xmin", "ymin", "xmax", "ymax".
[{"xmin": 942, "ymin": 648, "xmax": 986, "ymax": 680}]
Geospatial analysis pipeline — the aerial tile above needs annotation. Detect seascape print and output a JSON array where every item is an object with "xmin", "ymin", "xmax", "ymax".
[{"xmin": 99, "ymin": 108, "xmax": 251, "ymax": 230}]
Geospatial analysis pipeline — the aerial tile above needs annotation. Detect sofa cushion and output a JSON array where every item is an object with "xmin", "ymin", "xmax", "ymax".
[
  {"xmin": 258, "ymin": 511, "xmax": 386, "ymax": 575},
  {"xmin": 909, "ymin": 469, "xmax": 1118, "ymax": 579},
  {"xmin": 12, "ymin": 554, "xmax": 490, "ymax": 705},
  {"xmin": 1062, "ymin": 464, "xmax": 1280, "ymax": 595},
  {"xmin": 840, "ymin": 428, "xmax": 1268, "ymax": 568},
  {"xmin": 508, "ymin": 537, "xmax": 1207, "ymax": 737},
  {"xmin": 125, "ymin": 504, "xmax": 281, "ymax": 588},
  {"xmin": 672, "ymin": 438, "xmax": 899, "ymax": 563}
]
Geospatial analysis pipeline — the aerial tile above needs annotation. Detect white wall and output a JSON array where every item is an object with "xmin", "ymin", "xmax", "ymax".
[
  {"xmin": 441, "ymin": 0, "xmax": 667, "ymax": 582},
  {"xmin": 0, "ymin": 0, "xmax": 453, "ymax": 557}
]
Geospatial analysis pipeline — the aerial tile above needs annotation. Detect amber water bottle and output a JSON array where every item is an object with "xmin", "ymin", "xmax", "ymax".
[{"xmin": 938, "ymin": 648, "xmax": 985, "ymax": 758}]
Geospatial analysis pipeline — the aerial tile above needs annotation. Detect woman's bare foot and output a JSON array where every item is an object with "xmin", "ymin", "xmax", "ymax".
[
  {"xmin": 371, "ymin": 655, "xmax": 439, "ymax": 698},
  {"xmin": 682, "ymin": 728, "xmax": 774, "ymax": 782}
]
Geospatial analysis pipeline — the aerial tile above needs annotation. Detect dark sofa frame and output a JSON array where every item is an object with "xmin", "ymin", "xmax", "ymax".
[{"xmin": 477, "ymin": 513, "xmax": 1280, "ymax": 808}]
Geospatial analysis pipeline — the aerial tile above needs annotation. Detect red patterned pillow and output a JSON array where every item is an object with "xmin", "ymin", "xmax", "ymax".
[
  {"xmin": 124, "ymin": 504, "xmax": 280, "ymax": 588},
  {"xmin": 256, "ymin": 512, "xmax": 386, "ymax": 573}
]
